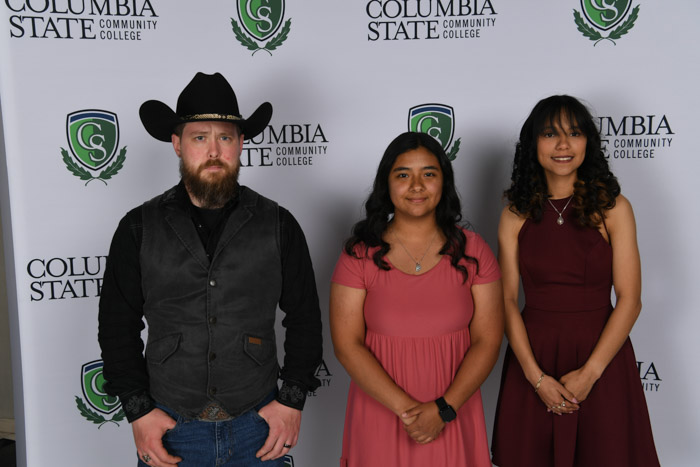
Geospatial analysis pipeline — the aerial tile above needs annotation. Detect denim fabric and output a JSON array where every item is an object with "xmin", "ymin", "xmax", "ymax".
[{"xmin": 137, "ymin": 391, "xmax": 284, "ymax": 467}]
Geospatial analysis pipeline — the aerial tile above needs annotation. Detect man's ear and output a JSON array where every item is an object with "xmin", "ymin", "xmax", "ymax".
[{"xmin": 172, "ymin": 133, "xmax": 181, "ymax": 157}]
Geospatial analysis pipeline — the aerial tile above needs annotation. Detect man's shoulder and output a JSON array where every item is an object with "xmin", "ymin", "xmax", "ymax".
[
  {"xmin": 143, "ymin": 184, "xmax": 179, "ymax": 208},
  {"xmin": 239, "ymin": 185, "xmax": 281, "ymax": 211}
]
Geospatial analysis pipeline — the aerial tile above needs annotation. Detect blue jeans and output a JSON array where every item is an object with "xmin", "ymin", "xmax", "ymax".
[{"xmin": 137, "ymin": 391, "xmax": 284, "ymax": 467}]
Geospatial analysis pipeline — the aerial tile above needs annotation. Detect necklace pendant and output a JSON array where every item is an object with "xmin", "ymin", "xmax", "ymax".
[
  {"xmin": 415, "ymin": 263, "xmax": 421, "ymax": 272},
  {"xmin": 557, "ymin": 215, "xmax": 564, "ymax": 226}
]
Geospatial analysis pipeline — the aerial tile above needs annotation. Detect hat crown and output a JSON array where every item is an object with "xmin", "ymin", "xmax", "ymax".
[
  {"xmin": 139, "ymin": 71, "xmax": 272, "ymax": 142},
  {"xmin": 176, "ymin": 72, "xmax": 241, "ymax": 118}
]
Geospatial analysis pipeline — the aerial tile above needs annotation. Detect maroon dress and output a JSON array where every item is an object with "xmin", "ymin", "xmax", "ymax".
[{"xmin": 491, "ymin": 198, "xmax": 659, "ymax": 467}]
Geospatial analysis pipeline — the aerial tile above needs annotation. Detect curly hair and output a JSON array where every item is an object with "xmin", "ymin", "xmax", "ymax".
[
  {"xmin": 505, "ymin": 95, "xmax": 620, "ymax": 227},
  {"xmin": 344, "ymin": 131, "xmax": 477, "ymax": 282}
]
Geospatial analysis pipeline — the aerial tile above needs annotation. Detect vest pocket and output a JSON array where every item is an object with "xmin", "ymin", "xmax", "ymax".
[
  {"xmin": 146, "ymin": 333, "xmax": 182, "ymax": 364},
  {"xmin": 243, "ymin": 333, "xmax": 274, "ymax": 366}
]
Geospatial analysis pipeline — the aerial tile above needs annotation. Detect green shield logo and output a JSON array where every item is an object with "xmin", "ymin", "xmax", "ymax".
[
  {"xmin": 581, "ymin": 0, "xmax": 631, "ymax": 30},
  {"xmin": 67, "ymin": 110, "xmax": 119, "ymax": 171},
  {"xmin": 81, "ymin": 360, "xmax": 120, "ymax": 415},
  {"xmin": 237, "ymin": 0, "xmax": 285, "ymax": 41},
  {"xmin": 408, "ymin": 104, "xmax": 455, "ymax": 151}
]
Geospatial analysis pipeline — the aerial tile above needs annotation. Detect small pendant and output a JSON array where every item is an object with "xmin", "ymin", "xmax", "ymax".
[
  {"xmin": 557, "ymin": 215, "xmax": 564, "ymax": 226},
  {"xmin": 415, "ymin": 263, "xmax": 422, "ymax": 272}
]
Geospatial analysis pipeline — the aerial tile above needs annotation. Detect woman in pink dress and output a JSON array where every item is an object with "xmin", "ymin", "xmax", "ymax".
[
  {"xmin": 330, "ymin": 131, "xmax": 504, "ymax": 467},
  {"xmin": 491, "ymin": 95, "xmax": 660, "ymax": 466}
]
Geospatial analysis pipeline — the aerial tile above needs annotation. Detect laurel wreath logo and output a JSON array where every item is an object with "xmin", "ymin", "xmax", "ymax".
[
  {"xmin": 61, "ymin": 146, "xmax": 127, "ymax": 185},
  {"xmin": 75, "ymin": 396, "xmax": 126, "ymax": 428},
  {"xmin": 231, "ymin": 18, "xmax": 291, "ymax": 56},
  {"xmin": 446, "ymin": 138, "xmax": 461, "ymax": 162},
  {"xmin": 573, "ymin": 5, "xmax": 640, "ymax": 46}
]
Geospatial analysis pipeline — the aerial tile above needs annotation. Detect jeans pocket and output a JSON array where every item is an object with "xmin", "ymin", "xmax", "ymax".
[{"xmin": 250, "ymin": 409, "xmax": 269, "ymax": 426}]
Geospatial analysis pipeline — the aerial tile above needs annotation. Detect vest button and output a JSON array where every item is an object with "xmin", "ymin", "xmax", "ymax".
[
  {"xmin": 209, "ymin": 279, "xmax": 217, "ymax": 287},
  {"xmin": 209, "ymin": 352, "xmax": 216, "ymax": 362},
  {"xmin": 209, "ymin": 387, "xmax": 217, "ymax": 395},
  {"xmin": 208, "ymin": 316, "xmax": 217, "ymax": 325}
]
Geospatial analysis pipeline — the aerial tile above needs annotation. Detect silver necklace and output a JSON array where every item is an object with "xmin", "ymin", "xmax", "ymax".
[
  {"xmin": 394, "ymin": 230, "xmax": 439, "ymax": 272},
  {"xmin": 547, "ymin": 196, "xmax": 573, "ymax": 226}
]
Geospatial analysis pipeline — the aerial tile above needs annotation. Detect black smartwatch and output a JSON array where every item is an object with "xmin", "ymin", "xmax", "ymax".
[{"xmin": 435, "ymin": 397, "xmax": 456, "ymax": 423}]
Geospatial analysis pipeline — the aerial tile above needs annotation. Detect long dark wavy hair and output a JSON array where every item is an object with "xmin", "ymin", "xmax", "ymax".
[
  {"xmin": 344, "ymin": 131, "xmax": 477, "ymax": 282},
  {"xmin": 505, "ymin": 95, "xmax": 620, "ymax": 227}
]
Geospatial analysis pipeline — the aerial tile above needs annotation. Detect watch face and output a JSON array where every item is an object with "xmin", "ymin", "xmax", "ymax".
[
  {"xmin": 436, "ymin": 397, "xmax": 456, "ymax": 422},
  {"xmin": 440, "ymin": 406, "xmax": 457, "ymax": 422}
]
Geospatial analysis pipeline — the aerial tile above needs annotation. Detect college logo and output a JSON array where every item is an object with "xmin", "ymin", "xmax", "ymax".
[
  {"xmin": 408, "ymin": 104, "xmax": 461, "ymax": 161},
  {"xmin": 242, "ymin": 123, "xmax": 329, "ymax": 168},
  {"xmin": 366, "ymin": 0, "xmax": 498, "ymax": 41},
  {"xmin": 75, "ymin": 360, "xmax": 125, "ymax": 427},
  {"xmin": 307, "ymin": 359, "xmax": 333, "ymax": 397},
  {"xmin": 231, "ymin": 0, "xmax": 291, "ymax": 55},
  {"xmin": 573, "ymin": 0, "xmax": 640, "ymax": 46},
  {"xmin": 638, "ymin": 360, "xmax": 662, "ymax": 392},
  {"xmin": 61, "ymin": 110, "xmax": 127, "ymax": 185},
  {"xmin": 6, "ymin": 0, "xmax": 159, "ymax": 41},
  {"xmin": 599, "ymin": 113, "xmax": 674, "ymax": 160},
  {"xmin": 27, "ymin": 255, "xmax": 106, "ymax": 301}
]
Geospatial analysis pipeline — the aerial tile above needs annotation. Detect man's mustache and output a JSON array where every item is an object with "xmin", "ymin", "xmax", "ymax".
[{"xmin": 198, "ymin": 159, "xmax": 226, "ymax": 172}]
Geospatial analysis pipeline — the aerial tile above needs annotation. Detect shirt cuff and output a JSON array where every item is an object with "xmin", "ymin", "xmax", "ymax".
[
  {"xmin": 276, "ymin": 381, "xmax": 307, "ymax": 410},
  {"xmin": 119, "ymin": 389, "xmax": 155, "ymax": 423}
]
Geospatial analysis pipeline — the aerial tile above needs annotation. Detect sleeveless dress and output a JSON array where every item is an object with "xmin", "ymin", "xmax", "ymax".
[
  {"xmin": 491, "ymin": 199, "xmax": 660, "ymax": 467},
  {"xmin": 332, "ymin": 231, "xmax": 500, "ymax": 467}
]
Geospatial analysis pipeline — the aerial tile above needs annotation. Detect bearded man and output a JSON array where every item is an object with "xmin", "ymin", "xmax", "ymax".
[{"xmin": 98, "ymin": 72, "xmax": 323, "ymax": 467}]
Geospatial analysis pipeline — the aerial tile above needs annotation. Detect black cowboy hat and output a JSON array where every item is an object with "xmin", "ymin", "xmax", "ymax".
[{"xmin": 139, "ymin": 72, "xmax": 272, "ymax": 142}]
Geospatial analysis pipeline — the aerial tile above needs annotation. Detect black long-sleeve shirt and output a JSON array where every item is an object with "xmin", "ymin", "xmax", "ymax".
[{"xmin": 98, "ymin": 182, "xmax": 322, "ymax": 422}]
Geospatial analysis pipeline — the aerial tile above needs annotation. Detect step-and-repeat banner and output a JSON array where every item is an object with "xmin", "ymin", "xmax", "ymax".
[{"xmin": 1, "ymin": 1, "xmax": 697, "ymax": 466}]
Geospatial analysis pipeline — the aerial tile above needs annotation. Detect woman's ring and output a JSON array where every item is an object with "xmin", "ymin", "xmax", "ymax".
[
  {"xmin": 283, "ymin": 444, "xmax": 292, "ymax": 449},
  {"xmin": 560, "ymin": 402, "xmax": 566, "ymax": 407},
  {"xmin": 142, "ymin": 454, "xmax": 152, "ymax": 463}
]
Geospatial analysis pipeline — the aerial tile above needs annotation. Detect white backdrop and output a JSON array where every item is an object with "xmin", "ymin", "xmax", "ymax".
[{"xmin": 1, "ymin": 1, "xmax": 698, "ymax": 466}]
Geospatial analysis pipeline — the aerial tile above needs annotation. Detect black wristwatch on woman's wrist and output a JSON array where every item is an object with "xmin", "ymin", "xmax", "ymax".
[{"xmin": 435, "ymin": 397, "xmax": 456, "ymax": 422}]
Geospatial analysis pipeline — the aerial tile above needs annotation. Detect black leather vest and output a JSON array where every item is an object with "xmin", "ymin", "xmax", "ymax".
[{"xmin": 140, "ymin": 185, "xmax": 282, "ymax": 418}]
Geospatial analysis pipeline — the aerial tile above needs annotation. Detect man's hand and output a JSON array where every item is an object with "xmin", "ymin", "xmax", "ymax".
[
  {"xmin": 255, "ymin": 400, "xmax": 302, "ymax": 461},
  {"xmin": 132, "ymin": 408, "xmax": 182, "ymax": 466}
]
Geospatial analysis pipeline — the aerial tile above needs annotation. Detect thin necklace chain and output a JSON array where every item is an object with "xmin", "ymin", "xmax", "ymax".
[
  {"xmin": 393, "ymin": 229, "xmax": 439, "ymax": 273},
  {"xmin": 547, "ymin": 196, "xmax": 573, "ymax": 226}
]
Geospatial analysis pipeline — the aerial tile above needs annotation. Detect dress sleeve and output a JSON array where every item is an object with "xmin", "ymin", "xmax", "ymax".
[
  {"xmin": 467, "ymin": 232, "xmax": 501, "ymax": 285},
  {"xmin": 331, "ymin": 248, "xmax": 367, "ymax": 290}
]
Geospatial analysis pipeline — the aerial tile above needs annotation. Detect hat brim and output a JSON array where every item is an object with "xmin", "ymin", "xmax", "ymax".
[{"xmin": 139, "ymin": 100, "xmax": 272, "ymax": 142}]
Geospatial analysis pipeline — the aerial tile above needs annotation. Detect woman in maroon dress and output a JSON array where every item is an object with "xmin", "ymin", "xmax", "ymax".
[
  {"xmin": 491, "ymin": 95, "xmax": 660, "ymax": 466},
  {"xmin": 330, "ymin": 132, "xmax": 504, "ymax": 466}
]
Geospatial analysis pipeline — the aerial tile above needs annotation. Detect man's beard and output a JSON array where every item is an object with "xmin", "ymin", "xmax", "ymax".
[{"xmin": 180, "ymin": 159, "xmax": 240, "ymax": 208}]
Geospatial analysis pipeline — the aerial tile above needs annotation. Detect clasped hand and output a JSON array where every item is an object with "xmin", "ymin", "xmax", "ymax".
[
  {"xmin": 400, "ymin": 402, "xmax": 445, "ymax": 444},
  {"xmin": 536, "ymin": 368, "xmax": 597, "ymax": 415}
]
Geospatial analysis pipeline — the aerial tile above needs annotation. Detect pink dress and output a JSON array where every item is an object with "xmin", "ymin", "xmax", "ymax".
[{"xmin": 332, "ymin": 230, "xmax": 500, "ymax": 467}]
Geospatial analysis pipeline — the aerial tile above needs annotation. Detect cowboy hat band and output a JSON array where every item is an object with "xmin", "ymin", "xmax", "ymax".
[{"xmin": 139, "ymin": 72, "xmax": 272, "ymax": 142}]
